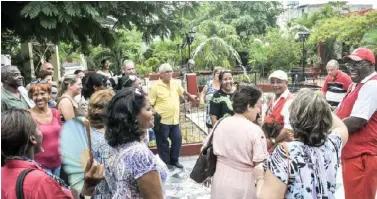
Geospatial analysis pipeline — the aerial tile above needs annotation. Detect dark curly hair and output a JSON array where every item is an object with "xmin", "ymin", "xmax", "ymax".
[
  {"xmin": 82, "ymin": 73, "xmax": 109, "ymax": 99},
  {"xmin": 289, "ymin": 88, "xmax": 332, "ymax": 146},
  {"xmin": 232, "ymin": 85, "xmax": 262, "ymax": 114},
  {"xmin": 105, "ymin": 87, "xmax": 146, "ymax": 147}
]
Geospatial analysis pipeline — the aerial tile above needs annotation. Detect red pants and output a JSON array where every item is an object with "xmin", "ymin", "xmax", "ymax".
[{"xmin": 342, "ymin": 154, "xmax": 377, "ymax": 199}]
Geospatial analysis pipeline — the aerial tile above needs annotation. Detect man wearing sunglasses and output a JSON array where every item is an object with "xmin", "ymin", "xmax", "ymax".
[
  {"xmin": 335, "ymin": 48, "xmax": 377, "ymax": 199},
  {"xmin": 149, "ymin": 63, "xmax": 198, "ymax": 169},
  {"xmin": 1, "ymin": 65, "xmax": 35, "ymax": 112}
]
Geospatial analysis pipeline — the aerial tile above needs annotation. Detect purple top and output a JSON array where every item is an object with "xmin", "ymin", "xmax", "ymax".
[{"xmin": 105, "ymin": 141, "xmax": 168, "ymax": 198}]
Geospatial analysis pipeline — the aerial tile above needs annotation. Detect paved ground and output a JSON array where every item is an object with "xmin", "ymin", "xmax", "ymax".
[{"xmin": 164, "ymin": 156, "xmax": 370, "ymax": 199}]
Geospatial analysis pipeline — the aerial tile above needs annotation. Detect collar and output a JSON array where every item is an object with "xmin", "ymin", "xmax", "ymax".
[
  {"xmin": 2, "ymin": 86, "xmax": 21, "ymax": 100},
  {"xmin": 4, "ymin": 159, "xmax": 41, "ymax": 170},
  {"xmin": 157, "ymin": 79, "xmax": 170, "ymax": 87},
  {"xmin": 279, "ymin": 89, "xmax": 290, "ymax": 99},
  {"xmin": 361, "ymin": 71, "xmax": 377, "ymax": 83},
  {"xmin": 334, "ymin": 70, "xmax": 342, "ymax": 79}
]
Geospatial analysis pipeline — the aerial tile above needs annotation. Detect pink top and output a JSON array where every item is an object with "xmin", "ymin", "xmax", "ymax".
[
  {"xmin": 212, "ymin": 116, "xmax": 268, "ymax": 171},
  {"xmin": 34, "ymin": 108, "xmax": 62, "ymax": 169}
]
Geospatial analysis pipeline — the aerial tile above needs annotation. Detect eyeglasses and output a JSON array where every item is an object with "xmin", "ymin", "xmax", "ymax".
[{"xmin": 30, "ymin": 79, "xmax": 49, "ymax": 84}]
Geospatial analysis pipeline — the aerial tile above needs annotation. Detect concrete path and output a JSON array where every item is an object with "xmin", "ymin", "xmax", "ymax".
[{"xmin": 165, "ymin": 156, "xmax": 377, "ymax": 199}]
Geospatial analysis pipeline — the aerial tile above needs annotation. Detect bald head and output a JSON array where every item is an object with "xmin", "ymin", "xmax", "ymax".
[{"xmin": 41, "ymin": 62, "xmax": 54, "ymax": 73}]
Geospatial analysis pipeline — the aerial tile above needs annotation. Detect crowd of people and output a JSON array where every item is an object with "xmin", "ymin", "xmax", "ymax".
[{"xmin": 1, "ymin": 47, "xmax": 376, "ymax": 199}]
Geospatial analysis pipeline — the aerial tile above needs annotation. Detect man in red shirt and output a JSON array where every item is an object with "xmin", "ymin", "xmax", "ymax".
[
  {"xmin": 321, "ymin": 59, "xmax": 352, "ymax": 108},
  {"xmin": 264, "ymin": 70, "xmax": 294, "ymax": 152},
  {"xmin": 336, "ymin": 48, "xmax": 377, "ymax": 199}
]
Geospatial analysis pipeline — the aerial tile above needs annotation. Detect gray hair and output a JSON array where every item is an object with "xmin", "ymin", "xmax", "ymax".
[
  {"xmin": 326, "ymin": 59, "xmax": 339, "ymax": 69},
  {"xmin": 289, "ymin": 88, "xmax": 332, "ymax": 146},
  {"xmin": 158, "ymin": 63, "xmax": 172, "ymax": 73},
  {"xmin": 122, "ymin": 60, "xmax": 134, "ymax": 67},
  {"xmin": 1, "ymin": 65, "xmax": 18, "ymax": 83}
]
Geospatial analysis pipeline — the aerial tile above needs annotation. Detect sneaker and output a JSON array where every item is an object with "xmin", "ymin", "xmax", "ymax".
[{"xmin": 171, "ymin": 162, "xmax": 184, "ymax": 169}]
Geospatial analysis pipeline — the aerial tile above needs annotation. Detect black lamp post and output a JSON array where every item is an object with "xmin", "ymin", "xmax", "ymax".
[
  {"xmin": 298, "ymin": 31, "xmax": 310, "ymax": 78},
  {"xmin": 187, "ymin": 28, "xmax": 196, "ymax": 59}
]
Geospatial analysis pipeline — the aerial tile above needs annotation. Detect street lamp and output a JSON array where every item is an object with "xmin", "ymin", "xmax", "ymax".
[
  {"xmin": 297, "ymin": 31, "xmax": 310, "ymax": 78},
  {"xmin": 187, "ymin": 28, "xmax": 196, "ymax": 59}
]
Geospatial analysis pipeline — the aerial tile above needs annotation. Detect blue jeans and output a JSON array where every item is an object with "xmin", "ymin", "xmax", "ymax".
[
  {"xmin": 44, "ymin": 165, "xmax": 61, "ymax": 177},
  {"xmin": 156, "ymin": 124, "xmax": 182, "ymax": 165}
]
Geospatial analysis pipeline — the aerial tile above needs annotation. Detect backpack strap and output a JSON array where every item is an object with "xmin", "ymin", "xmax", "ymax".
[{"xmin": 16, "ymin": 168, "xmax": 35, "ymax": 199}]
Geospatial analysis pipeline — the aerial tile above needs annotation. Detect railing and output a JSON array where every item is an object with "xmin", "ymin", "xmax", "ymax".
[{"xmin": 148, "ymin": 70, "xmax": 327, "ymax": 147}]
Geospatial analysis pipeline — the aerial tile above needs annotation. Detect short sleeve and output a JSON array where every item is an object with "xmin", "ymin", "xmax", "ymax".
[
  {"xmin": 148, "ymin": 85, "xmax": 157, "ymax": 106},
  {"xmin": 122, "ymin": 147, "xmax": 157, "ymax": 180},
  {"xmin": 209, "ymin": 93, "xmax": 221, "ymax": 119},
  {"xmin": 252, "ymin": 128, "xmax": 268, "ymax": 163},
  {"xmin": 350, "ymin": 80, "xmax": 377, "ymax": 120},
  {"xmin": 264, "ymin": 144, "xmax": 292, "ymax": 184},
  {"xmin": 177, "ymin": 81, "xmax": 184, "ymax": 96},
  {"xmin": 321, "ymin": 77, "xmax": 329, "ymax": 92}
]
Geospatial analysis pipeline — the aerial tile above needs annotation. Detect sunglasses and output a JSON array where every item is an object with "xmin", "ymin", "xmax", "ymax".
[{"xmin": 30, "ymin": 79, "xmax": 49, "ymax": 84}]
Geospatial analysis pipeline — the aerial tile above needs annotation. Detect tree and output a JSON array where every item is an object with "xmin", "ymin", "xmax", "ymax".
[
  {"xmin": 248, "ymin": 28, "xmax": 301, "ymax": 74},
  {"xmin": 1, "ymin": 1, "xmax": 198, "ymax": 53},
  {"xmin": 86, "ymin": 29, "xmax": 144, "ymax": 74},
  {"xmin": 188, "ymin": 2, "xmax": 283, "ymax": 39},
  {"xmin": 308, "ymin": 10, "xmax": 377, "ymax": 48}
]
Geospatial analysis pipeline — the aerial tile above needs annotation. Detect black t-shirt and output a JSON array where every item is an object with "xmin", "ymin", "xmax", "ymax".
[{"xmin": 209, "ymin": 89, "xmax": 234, "ymax": 121}]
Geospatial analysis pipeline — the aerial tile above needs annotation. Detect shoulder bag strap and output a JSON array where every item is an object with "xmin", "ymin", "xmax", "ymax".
[
  {"xmin": 203, "ymin": 117, "xmax": 225, "ymax": 151},
  {"xmin": 16, "ymin": 168, "xmax": 35, "ymax": 199}
]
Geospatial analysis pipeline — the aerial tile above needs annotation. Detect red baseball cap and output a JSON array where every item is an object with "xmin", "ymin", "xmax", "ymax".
[{"xmin": 344, "ymin": 48, "xmax": 376, "ymax": 64}]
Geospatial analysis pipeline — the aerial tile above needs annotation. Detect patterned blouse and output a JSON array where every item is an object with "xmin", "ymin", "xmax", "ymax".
[
  {"xmin": 91, "ymin": 128, "xmax": 112, "ymax": 199},
  {"xmin": 204, "ymin": 80, "xmax": 219, "ymax": 127},
  {"xmin": 264, "ymin": 131, "xmax": 342, "ymax": 199},
  {"xmin": 105, "ymin": 141, "xmax": 168, "ymax": 199}
]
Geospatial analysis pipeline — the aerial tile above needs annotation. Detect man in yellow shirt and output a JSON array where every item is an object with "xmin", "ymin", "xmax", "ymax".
[{"xmin": 149, "ymin": 63, "xmax": 197, "ymax": 169}]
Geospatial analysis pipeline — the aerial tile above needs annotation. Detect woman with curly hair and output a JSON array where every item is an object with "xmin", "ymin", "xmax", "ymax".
[
  {"xmin": 259, "ymin": 88, "xmax": 348, "ymax": 199},
  {"xmin": 104, "ymin": 88, "xmax": 167, "ymax": 199}
]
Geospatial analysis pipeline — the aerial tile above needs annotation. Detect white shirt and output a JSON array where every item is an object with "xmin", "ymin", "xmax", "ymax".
[
  {"xmin": 270, "ymin": 89, "xmax": 293, "ymax": 130},
  {"xmin": 96, "ymin": 70, "xmax": 113, "ymax": 78},
  {"xmin": 349, "ymin": 71, "xmax": 377, "ymax": 120}
]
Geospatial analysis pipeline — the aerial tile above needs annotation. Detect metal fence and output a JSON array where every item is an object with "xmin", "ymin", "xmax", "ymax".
[{"xmin": 148, "ymin": 70, "xmax": 328, "ymax": 146}]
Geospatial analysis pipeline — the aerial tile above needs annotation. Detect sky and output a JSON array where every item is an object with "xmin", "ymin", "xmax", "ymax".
[{"xmin": 282, "ymin": 0, "xmax": 377, "ymax": 8}]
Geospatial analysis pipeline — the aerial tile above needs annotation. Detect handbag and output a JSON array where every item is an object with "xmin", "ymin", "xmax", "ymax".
[
  {"xmin": 190, "ymin": 118, "xmax": 224, "ymax": 183},
  {"xmin": 16, "ymin": 168, "xmax": 35, "ymax": 199}
]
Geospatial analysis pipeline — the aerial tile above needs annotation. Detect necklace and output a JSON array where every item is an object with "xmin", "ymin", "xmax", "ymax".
[{"xmin": 6, "ymin": 156, "xmax": 70, "ymax": 189}]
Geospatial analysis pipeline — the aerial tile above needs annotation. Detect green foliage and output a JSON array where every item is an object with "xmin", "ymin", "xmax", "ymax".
[
  {"xmin": 2, "ymin": 1, "xmax": 198, "ymax": 51},
  {"xmin": 360, "ymin": 29, "xmax": 377, "ymax": 53},
  {"xmin": 248, "ymin": 28, "xmax": 301, "ymax": 73},
  {"xmin": 308, "ymin": 11, "xmax": 377, "ymax": 47},
  {"xmin": 87, "ymin": 29, "xmax": 144, "ymax": 74}
]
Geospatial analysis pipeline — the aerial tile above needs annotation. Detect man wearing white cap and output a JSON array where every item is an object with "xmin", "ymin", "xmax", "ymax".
[
  {"xmin": 336, "ymin": 47, "xmax": 377, "ymax": 199},
  {"xmin": 263, "ymin": 70, "xmax": 294, "ymax": 153}
]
